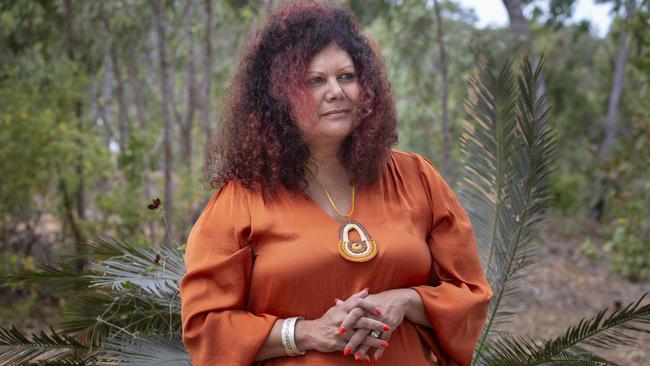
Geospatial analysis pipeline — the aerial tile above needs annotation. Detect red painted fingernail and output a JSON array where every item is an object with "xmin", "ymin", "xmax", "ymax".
[
  {"xmin": 355, "ymin": 352, "xmax": 362, "ymax": 360},
  {"xmin": 344, "ymin": 347, "xmax": 352, "ymax": 356},
  {"xmin": 375, "ymin": 353, "xmax": 382, "ymax": 361},
  {"xmin": 339, "ymin": 326, "xmax": 346, "ymax": 335},
  {"xmin": 375, "ymin": 307, "xmax": 382, "ymax": 315},
  {"xmin": 383, "ymin": 325, "xmax": 391, "ymax": 331},
  {"xmin": 380, "ymin": 340, "xmax": 389, "ymax": 348},
  {"xmin": 364, "ymin": 357, "xmax": 372, "ymax": 364},
  {"xmin": 363, "ymin": 287, "xmax": 369, "ymax": 292}
]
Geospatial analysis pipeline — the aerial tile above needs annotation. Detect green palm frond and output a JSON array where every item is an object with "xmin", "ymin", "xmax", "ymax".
[
  {"xmin": 98, "ymin": 335, "xmax": 191, "ymax": 365},
  {"xmin": 84, "ymin": 237, "xmax": 147, "ymax": 259},
  {"xmin": 87, "ymin": 241, "xmax": 184, "ymax": 299},
  {"xmin": 461, "ymin": 54, "xmax": 555, "ymax": 361},
  {"xmin": 59, "ymin": 292, "xmax": 182, "ymax": 339},
  {"xmin": 460, "ymin": 57, "xmax": 555, "ymax": 360},
  {"xmin": 0, "ymin": 326, "xmax": 97, "ymax": 365},
  {"xmin": 478, "ymin": 335, "xmax": 616, "ymax": 366},
  {"xmin": 477, "ymin": 294, "xmax": 650, "ymax": 366},
  {"xmin": 0, "ymin": 261, "xmax": 91, "ymax": 293}
]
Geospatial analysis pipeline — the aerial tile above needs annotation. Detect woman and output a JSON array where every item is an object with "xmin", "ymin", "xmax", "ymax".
[{"xmin": 180, "ymin": 2, "xmax": 492, "ymax": 365}]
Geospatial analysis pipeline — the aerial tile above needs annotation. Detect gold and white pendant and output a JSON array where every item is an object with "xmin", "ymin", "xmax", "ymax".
[{"xmin": 337, "ymin": 219, "xmax": 378, "ymax": 262}]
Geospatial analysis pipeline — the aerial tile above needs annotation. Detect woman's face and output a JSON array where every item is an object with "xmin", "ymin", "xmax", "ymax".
[{"xmin": 295, "ymin": 43, "xmax": 360, "ymax": 148}]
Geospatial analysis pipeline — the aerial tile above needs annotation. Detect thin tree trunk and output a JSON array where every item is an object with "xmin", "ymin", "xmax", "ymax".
[
  {"xmin": 64, "ymin": 0, "xmax": 86, "ymax": 271},
  {"xmin": 100, "ymin": 3, "xmax": 130, "ymax": 151},
  {"xmin": 128, "ymin": 56, "xmax": 148, "ymax": 129},
  {"xmin": 433, "ymin": 0, "xmax": 452, "ymax": 180},
  {"xmin": 112, "ymin": 50, "xmax": 130, "ymax": 151},
  {"xmin": 101, "ymin": 55, "xmax": 115, "ymax": 149},
  {"xmin": 181, "ymin": 0, "xmax": 197, "ymax": 168},
  {"xmin": 601, "ymin": 6, "xmax": 633, "ymax": 161},
  {"xmin": 126, "ymin": 54, "xmax": 156, "ymax": 244},
  {"xmin": 201, "ymin": 0, "xmax": 214, "ymax": 162},
  {"xmin": 591, "ymin": 0, "xmax": 635, "ymax": 221},
  {"xmin": 152, "ymin": 0, "xmax": 175, "ymax": 245}
]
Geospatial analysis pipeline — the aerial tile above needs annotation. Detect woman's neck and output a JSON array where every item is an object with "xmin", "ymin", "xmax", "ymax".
[{"xmin": 308, "ymin": 145, "xmax": 350, "ymax": 186}]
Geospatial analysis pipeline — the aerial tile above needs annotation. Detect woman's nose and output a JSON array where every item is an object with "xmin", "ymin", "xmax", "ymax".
[{"xmin": 325, "ymin": 79, "xmax": 344, "ymax": 101}]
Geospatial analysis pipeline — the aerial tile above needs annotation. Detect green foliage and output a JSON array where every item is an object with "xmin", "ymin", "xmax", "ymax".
[
  {"xmin": 605, "ymin": 221, "xmax": 650, "ymax": 281},
  {"xmin": 1, "ymin": 0, "xmax": 649, "ymax": 364},
  {"xmin": 551, "ymin": 172, "xmax": 582, "ymax": 215},
  {"xmin": 0, "ymin": 237, "xmax": 186, "ymax": 365},
  {"xmin": 3, "ymin": 53, "xmax": 649, "ymax": 366},
  {"xmin": 574, "ymin": 238, "xmax": 601, "ymax": 262},
  {"xmin": 0, "ymin": 325, "xmax": 96, "ymax": 365},
  {"xmin": 478, "ymin": 294, "xmax": 650, "ymax": 365}
]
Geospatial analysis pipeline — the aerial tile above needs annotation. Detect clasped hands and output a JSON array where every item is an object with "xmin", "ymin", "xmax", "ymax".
[{"xmin": 299, "ymin": 288, "xmax": 412, "ymax": 363}]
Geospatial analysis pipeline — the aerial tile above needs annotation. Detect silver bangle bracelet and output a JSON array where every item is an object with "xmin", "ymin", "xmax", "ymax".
[{"xmin": 281, "ymin": 317, "xmax": 305, "ymax": 356}]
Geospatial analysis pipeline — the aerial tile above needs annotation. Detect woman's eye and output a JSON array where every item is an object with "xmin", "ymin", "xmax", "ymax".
[
  {"xmin": 308, "ymin": 77, "xmax": 324, "ymax": 85},
  {"xmin": 340, "ymin": 73, "xmax": 357, "ymax": 81}
]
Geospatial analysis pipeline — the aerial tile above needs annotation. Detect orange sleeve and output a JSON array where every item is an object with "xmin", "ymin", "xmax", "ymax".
[
  {"xmin": 410, "ymin": 156, "xmax": 493, "ymax": 366},
  {"xmin": 180, "ymin": 181, "xmax": 279, "ymax": 366}
]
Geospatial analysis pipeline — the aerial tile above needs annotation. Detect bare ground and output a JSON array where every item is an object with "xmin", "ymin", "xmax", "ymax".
[{"xmin": 498, "ymin": 216, "xmax": 650, "ymax": 365}]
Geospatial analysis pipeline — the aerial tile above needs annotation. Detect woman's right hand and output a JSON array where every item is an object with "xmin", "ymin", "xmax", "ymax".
[{"xmin": 296, "ymin": 288, "xmax": 389, "ymax": 355}]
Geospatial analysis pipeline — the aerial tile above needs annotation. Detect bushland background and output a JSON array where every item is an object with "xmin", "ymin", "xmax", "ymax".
[{"xmin": 0, "ymin": 0, "xmax": 648, "ymax": 364}]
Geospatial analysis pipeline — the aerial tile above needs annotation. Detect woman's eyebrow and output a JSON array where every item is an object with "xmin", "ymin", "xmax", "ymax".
[{"xmin": 307, "ymin": 65, "xmax": 355, "ymax": 74}]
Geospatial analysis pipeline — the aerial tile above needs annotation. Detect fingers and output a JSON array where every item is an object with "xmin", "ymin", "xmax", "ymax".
[
  {"xmin": 335, "ymin": 288, "xmax": 369, "ymax": 307},
  {"xmin": 353, "ymin": 316, "xmax": 391, "ymax": 333},
  {"xmin": 338, "ymin": 307, "xmax": 364, "ymax": 335},
  {"xmin": 369, "ymin": 331, "xmax": 391, "ymax": 362},
  {"xmin": 372, "ymin": 347, "xmax": 385, "ymax": 363},
  {"xmin": 354, "ymin": 344, "xmax": 372, "ymax": 363},
  {"xmin": 343, "ymin": 328, "xmax": 369, "ymax": 359},
  {"xmin": 339, "ymin": 296, "xmax": 380, "ymax": 315}
]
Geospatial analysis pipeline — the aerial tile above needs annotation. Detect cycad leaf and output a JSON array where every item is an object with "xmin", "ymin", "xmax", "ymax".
[
  {"xmin": 87, "ymin": 241, "xmax": 184, "ymax": 299},
  {"xmin": 478, "ymin": 294, "xmax": 650, "ymax": 366},
  {"xmin": 0, "ymin": 326, "xmax": 95, "ymax": 365},
  {"xmin": 0, "ymin": 261, "xmax": 91, "ymax": 293},
  {"xmin": 59, "ymin": 292, "xmax": 181, "ymax": 339},
  {"xmin": 99, "ymin": 335, "xmax": 190, "ymax": 365},
  {"xmin": 462, "ymin": 55, "xmax": 556, "ymax": 360}
]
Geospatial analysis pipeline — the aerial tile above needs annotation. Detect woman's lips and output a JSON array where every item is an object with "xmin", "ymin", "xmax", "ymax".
[{"xmin": 321, "ymin": 109, "xmax": 350, "ymax": 118}]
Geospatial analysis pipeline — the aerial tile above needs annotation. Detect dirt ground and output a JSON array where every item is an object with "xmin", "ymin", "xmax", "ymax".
[{"xmin": 498, "ymin": 217, "xmax": 650, "ymax": 365}]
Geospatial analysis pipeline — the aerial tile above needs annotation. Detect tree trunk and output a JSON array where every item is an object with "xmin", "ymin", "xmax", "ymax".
[
  {"xmin": 100, "ymin": 3, "xmax": 130, "ymax": 151},
  {"xmin": 128, "ymin": 55, "xmax": 148, "ymax": 129},
  {"xmin": 181, "ymin": 0, "xmax": 197, "ymax": 168},
  {"xmin": 591, "ymin": 0, "xmax": 635, "ymax": 221},
  {"xmin": 201, "ymin": 0, "xmax": 214, "ymax": 162},
  {"xmin": 600, "ymin": 6, "xmax": 633, "ymax": 161},
  {"xmin": 112, "ymin": 50, "xmax": 130, "ymax": 151},
  {"xmin": 152, "ymin": 0, "xmax": 176, "ymax": 246},
  {"xmin": 502, "ymin": 0, "xmax": 530, "ymax": 43},
  {"xmin": 64, "ymin": 0, "xmax": 86, "ymax": 271},
  {"xmin": 101, "ymin": 54, "xmax": 115, "ymax": 149},
  {"xmin": 433, "ymin": 0, "xmax": 453, "ymax": 180}
]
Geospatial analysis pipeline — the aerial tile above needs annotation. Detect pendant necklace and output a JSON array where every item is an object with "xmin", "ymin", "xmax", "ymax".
[{"xmin": 305, "ymin": 163, "xmax": 378, "ymax": 262}]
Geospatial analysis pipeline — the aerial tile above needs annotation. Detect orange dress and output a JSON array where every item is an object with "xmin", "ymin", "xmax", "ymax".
[{"xmin": 180, "ymin": 149, "xmax": 493, "ymax": 366}]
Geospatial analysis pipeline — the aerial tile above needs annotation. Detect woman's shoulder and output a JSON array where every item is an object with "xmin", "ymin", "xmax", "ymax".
[{"xmin": 389, "ymin": 148, "xmax": 441, "ymax": 175}]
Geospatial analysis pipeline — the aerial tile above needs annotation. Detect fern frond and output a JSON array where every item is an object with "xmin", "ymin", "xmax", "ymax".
[
  {"xmin": 0, "ymin": 326, "xmax": 96, "ymax": 365},
  {"xmin": 98, "ymin": 335, "xmax": 191, "ymax": 365}
]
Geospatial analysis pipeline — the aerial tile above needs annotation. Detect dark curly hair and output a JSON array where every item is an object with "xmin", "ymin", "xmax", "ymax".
[{"xmin": 205, "ymin": 1, "xmax": 398, "ymax": 198}]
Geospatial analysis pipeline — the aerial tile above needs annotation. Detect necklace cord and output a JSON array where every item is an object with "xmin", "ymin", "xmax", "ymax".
[{"xmin": 305, "ymin": 163, "xmax": 355, "ymax": 218}]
